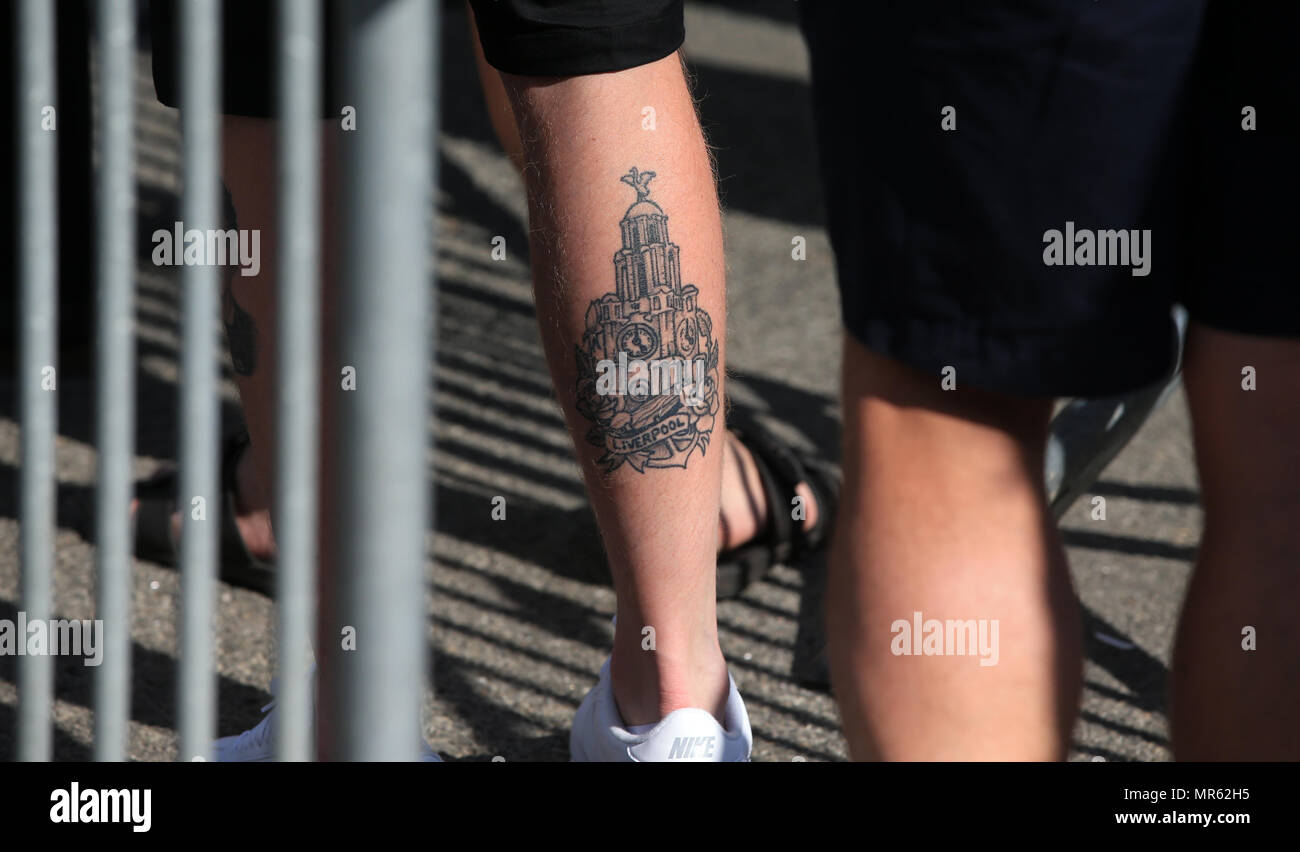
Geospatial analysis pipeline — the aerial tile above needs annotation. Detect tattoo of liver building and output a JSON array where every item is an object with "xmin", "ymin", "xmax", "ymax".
[{"xmin": 574, "ymin": 167, "xmax": 719, "ymax": 474}]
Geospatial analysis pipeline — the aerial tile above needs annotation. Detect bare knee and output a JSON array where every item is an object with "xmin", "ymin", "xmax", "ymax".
[
  {"xmin": 1184, "ymin": 323, "xmax": 1300, "ymax": 529},
  {"xmin": 839, "ymin": 334, "xmax": 1054, "ymax": 489}
]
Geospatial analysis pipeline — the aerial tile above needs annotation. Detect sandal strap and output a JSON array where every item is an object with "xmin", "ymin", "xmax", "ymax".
[
  {"xmin": 731, "ymin": 415, "xmax": 836, "ymax": 563},
  {"xmin": 729, "ymin": 419, "xmax": 801, "ymax": 565}
]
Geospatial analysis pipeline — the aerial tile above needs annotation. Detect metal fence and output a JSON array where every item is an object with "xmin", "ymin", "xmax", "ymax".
[{"xmin": 13, "ymin": 0, "xmax": 438, "ymax": 761}]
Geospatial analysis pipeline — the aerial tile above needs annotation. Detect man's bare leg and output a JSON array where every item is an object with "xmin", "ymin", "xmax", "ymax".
[
  {"xmin": 1172, "ymin": 325, "xmax": 1300, "ymax": 759},
  {"xmin": 500, "ymin": 55, "xmax": 730, "ymax": 725},
  {"xmin": 218, "ymin": 117, "xmax": 281, "ymax": 551},
  {"xmin": 828, "ymin": 335, "xmax": 1082, "ymax": 760},
  {"xmin": 466, "ymin": 23, "xmax": 819, "ymax": 557},
  {"xmin": 218, "ymin": 116, "xmax": 347, "ymax": 757}
]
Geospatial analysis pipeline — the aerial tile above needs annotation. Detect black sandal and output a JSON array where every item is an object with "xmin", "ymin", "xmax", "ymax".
[
  {"xmin": 132, "ymin": 429, "xmax": 276, "ymax": 595},
  {"xmin": 716, "ymin": 415, "xmax": 839, "ymax": 599}
]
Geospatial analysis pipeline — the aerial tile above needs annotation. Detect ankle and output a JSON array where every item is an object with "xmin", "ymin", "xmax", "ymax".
[{"xmin": 609, "ymin": 640, "xmax": 729, "ymax": 728}]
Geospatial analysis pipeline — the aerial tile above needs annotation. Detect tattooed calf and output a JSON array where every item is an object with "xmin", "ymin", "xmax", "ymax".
[{"xmin": 574, "ymin": 167, "xmax": 720, "ymax": 473}]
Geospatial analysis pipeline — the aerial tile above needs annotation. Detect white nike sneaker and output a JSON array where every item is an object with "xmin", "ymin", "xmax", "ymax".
[
  {"xmin": 570, "ymin": 659, "xmax": 752, "ymax": 761},
  {"xmin": 213, "ymin": 675, "xmax": 444, "ymax": 762}
]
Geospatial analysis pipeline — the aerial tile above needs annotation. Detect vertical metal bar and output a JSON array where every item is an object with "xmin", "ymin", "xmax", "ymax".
[
  {"xmin": 177, "ymin": 0, "xmax": 221, "ymax": 762},
  {"xmin": 336, "ymin": 0, "xmax": 437, "ymax": 761},
  {"xmin": 274, "ymin": 0, "xmax": 322, "ymax": 762},
  {"xmin": 16, "ymin": 0, "xmax": 58, "ymax": 763},
  {"xmin": 92, "ymin": 0, "xmax": 137, "ymax": 763}
]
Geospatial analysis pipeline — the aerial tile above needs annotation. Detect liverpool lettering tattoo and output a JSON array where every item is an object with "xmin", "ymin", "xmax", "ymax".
[{"xmin": 574, "ymin": 168, "xmax": 719, "ymax": 473}]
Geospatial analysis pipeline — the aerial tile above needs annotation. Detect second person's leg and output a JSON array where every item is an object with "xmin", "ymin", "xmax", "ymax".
[
  {"xmin": 500, "ymin": 55, "xmax": 731, "ymax": 727},
  {"xmin": 829, "ymin": 337, "xmax": 1081, "ymax": 760}
]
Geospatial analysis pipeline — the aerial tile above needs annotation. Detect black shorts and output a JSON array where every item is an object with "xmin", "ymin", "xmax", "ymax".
[
  {"xmin": 151, "ymin": 0, "xmax": 684, "ymax": 117},
  {"xmin": 800, "ymin": 0, "xmax": 1300, "ymax": 398}
]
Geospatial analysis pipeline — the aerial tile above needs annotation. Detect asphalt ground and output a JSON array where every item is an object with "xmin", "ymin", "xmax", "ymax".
[{"xmin": 0, "ymin": 1, "xmax": 1201, "ymax": 761}]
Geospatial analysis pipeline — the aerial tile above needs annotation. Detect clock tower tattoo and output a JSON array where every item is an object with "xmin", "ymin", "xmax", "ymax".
[{"xmin": 574, "ymin": 168, "xmax": 720, "ymax": 474}]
